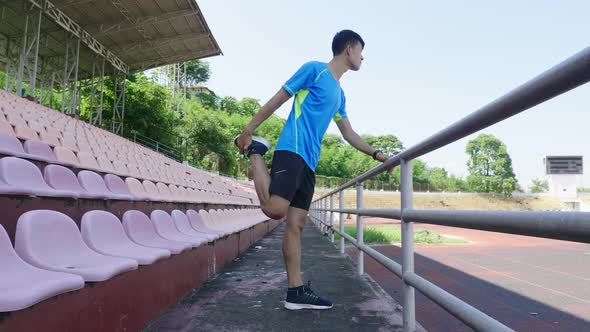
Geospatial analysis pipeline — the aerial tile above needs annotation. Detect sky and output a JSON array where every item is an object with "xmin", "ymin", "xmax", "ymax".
[{"xmin": 196, "ymin": 0, "xmax": 590, "ymax": 189}]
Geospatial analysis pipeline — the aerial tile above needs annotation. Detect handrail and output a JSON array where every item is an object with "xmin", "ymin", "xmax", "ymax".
[
  {"xmin": 310, "ymin": 46, "xmax": 590, "ymax": 332},
  {"xmin": 318, "ymin": 46, "xmax": 590, "ymax": 200}
]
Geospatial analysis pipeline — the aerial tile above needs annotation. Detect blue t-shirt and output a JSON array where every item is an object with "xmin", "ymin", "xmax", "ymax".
[{"xmin": 275, "ymin": 61, "xmax": 348, "ymax": 171}]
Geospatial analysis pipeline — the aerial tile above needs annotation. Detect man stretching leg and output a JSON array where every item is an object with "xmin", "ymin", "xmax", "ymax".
[{"xmin": 235, "ymin": 30, "xmax": 391, "ymax": 310}]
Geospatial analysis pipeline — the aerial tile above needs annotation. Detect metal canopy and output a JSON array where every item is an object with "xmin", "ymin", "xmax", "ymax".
[{"xmin": 0, "ymin": 0, "xmax": 222, "ymax": 78}]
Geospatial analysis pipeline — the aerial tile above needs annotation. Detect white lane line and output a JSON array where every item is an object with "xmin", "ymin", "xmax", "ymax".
[
  {"xmin": 451, "ymin": 257, "xmax": 590, "ymax": 305},
  {"xmin": 470, "ymin": 251, "xmax": 590, "ymax": 283}
]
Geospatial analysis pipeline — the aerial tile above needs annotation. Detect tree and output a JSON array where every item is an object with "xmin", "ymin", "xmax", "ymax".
[
  {"xmin": 362, "ymin": 134, "xmax": 404, "ymax": 156},
  {"xmin": 184, "ymin": 60, "xmax": 210, "ymax": 85},
  {"xmin": 465, "ymin": 134, "xmax": 517, "ymax": 196},
  {"xmin": 530, "ymin": 178, "xmax": 549, "ymax": 193},
  {"xmin": 220, "ymin": 96, "xmax": 239, "ymax": 114},
  {"xmin": 237, "ymin": 97, "xmax": 261, "ymax": 116}
]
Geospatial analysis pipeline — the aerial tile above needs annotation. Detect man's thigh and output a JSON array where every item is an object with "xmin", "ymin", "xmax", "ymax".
[{"xmin": 269, "ymin": 151, "xmax": 306, "ymax": 203}]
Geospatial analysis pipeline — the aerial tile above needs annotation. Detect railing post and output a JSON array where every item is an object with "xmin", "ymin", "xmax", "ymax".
[
  {"xmin": 401, "ymin": 159, "xmax": 415, "ymax": 332},
  {"xmin": 339, "ymin": 190, "xmax": 345, "ymax": 254},
  {"xmin": 356, "ymin": 182, "xmax": 364, "ymax": 275},
  {"xmin": 329, "ymin": 194, "xmax": 334, "ymax": 243}
]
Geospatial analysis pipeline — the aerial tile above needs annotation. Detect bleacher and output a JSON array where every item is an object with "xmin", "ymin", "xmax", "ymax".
[{"xmin": 0, "ymin": 90, "xmax": 279, "ymax": 331}]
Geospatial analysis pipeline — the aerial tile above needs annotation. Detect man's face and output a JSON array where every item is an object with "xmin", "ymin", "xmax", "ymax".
[{"xmin": 347, "ymin": 42, "xmax": 364, "ymax": 71}]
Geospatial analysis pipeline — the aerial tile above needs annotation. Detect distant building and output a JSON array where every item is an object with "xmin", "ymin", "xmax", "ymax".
[
  {"xmin": 186, "ymin": 84, "xmax": 216, "ymax": 96},
  {"xmin": 544, "ymin": 156, "xmax": 583, "ymax": 201}
]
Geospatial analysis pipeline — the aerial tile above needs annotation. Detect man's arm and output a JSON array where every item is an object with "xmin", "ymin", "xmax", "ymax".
[
  {"xmin": 236, "ymin": 88, "xmax": 291, "ymax": 154},
  {"xmin": 336, "ymin": 118, "xmax": 393, "ymax": 172}
]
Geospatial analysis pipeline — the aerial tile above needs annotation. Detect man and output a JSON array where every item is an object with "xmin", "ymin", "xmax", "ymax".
[{"xmin": 235, "ymin": 30, "xmax": 391, "ymax": 310}]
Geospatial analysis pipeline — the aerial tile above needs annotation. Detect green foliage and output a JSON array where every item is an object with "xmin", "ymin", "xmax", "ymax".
[
  {"xmin": 195, "ymin": 92, "xmax": 219, "ymax": 109},
  {"xmin": 185, "ymin": 60, "xmax": 210, "ymax": 85},
  {"xmin": 237, "ymin": 97, "xmax": 261, "ymax": 116},
  {"xmin": 466, "ymin": 134, "xmax": 517, "ymax": 196},
  {"xmin": 333, "ymin": 226, "xmax": 466, "ymax": 244},
  {"xmin": 530, "ymin": 178, "xmax": 549, "ymax": 193}
]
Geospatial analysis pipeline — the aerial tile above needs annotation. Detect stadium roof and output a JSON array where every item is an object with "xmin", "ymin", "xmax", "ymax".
[{"xmin": 0, "ymin": 0, "xmax": 222, "ymax": 78}]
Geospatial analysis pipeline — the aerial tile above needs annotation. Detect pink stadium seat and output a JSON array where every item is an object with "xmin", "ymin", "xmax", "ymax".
[
  {"xmin": 46, "ymin": 126, "xmax": 62, "ymax": 138},
  {"xmin": 14, "ymin": 125, "xmax": 39, "ymax": 141},
  {"xmin": 6, "ymin": 114, "xmax": 27, "ymax": 127},
  {"xmin": 171, "ymin": 210, "xmax": 217, "ymax": 242},
  {"xmin": 104, "ymin": 174, "xmax": 134, "ymax": 197},
  {"xmin": 60, "ymin": 137, "xmax": 78, "ymax": 152},
  {"xmin": 142, "ymin": 180, "xmax": 165, "ymax": 201},
  {"xmin": 0, "ymin": 131, "xmax": 33, "ymax": 159},
  {"xmin": 150, "ymin": 210, "xmax": 207, "ymax": 247},
  {"xmin": 39, "ymin": 131, "xmax": 61, "ymax": 146},
  {"xmin": 23, "ymin": 139, "xmax": 57, "ymax": 162},
  {"xmin": 112, "ymin": 160, "xmax": 129, "ymax": 176},
  {"xmin": 156, "ymin": 182, "xmax": 174, "ymax": 200},
  {"xmin": 54, "ymin": 146, "xmax": 80, "ymax": 167},
  {"xmin": 96, "ymin": 156, "xmax": 116, "ymax": 173},
  {"xmin": 77, "ymin": 170, "xmax": 133, "ymax": 200},
  {"xmin": 122, "ymin": 210, "xmax": 191, "ymax": 254},
  {"xmin": 124, "ymin": 177, "xmax": 151, "ymax": 200},
  {"xmin": 44, "ymin": 165, "xmax": 104, "ymax": 199},
  {"xmin": 81, "ymin": 210, "xmax": 170, "ymax": 265},
  {"xmin": 0, "ymin": 157, "xmax": 75, "ymax": 197},
  {"xmin": 0, "ymin": 120, "xmax": 15, "ymax": 135},
  {"xmin": 0, "ymin": 224, "xmax": 84, "ymax": 312},
  {"xmin": 14, "ymin": 210, "xmax": 138, "ymax": 282},
  {"xmin": 77, "ymin": 151, "xmax": 101, "ymax": 171},
  {"xmin": 186, "ymin": 209, "xmax": 226, "ymax": 237}
]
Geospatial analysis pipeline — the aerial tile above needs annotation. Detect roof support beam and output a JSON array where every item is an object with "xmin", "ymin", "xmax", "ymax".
[
  {"xmin": 111, "ymin": 32, "xmax": 209, "ymax": 56},
  {"xmin": 27, "ymin": 0, "xmax": 128, "ymax": 73},
  {"xmin": 129, "ymin": 49, "xmax": 220, "ymax": 71},
  {"xmin": 84, "ymin": 8, "xmax": 196, "ymax": 38}
]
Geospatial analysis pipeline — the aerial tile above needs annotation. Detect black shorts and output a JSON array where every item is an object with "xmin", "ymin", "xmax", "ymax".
[{"xmin": 269, "ymin": 150, "xmax": 316, "ymax": 211}]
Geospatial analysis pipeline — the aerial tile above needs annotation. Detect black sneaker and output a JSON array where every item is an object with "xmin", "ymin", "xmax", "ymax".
[
  {"xmin": 234, "ymin": 135, "xmax": 271, "ymax": 158},
  {"xmin": 284, "ymin": 281, "xmax": 333, "ymax": 310}
]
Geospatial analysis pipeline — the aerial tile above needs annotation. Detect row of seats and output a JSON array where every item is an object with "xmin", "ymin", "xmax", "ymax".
[
  {"xmin": 0, "ymin": 208, "xmax": 268, "ymax": 312},
  {"xmin": 0, "ymin": 130, "xmax": 253, "ymax": 204},
  {"xmin": 0, "ymin": 89, "xmax": 258, "ymax": 203},
  {"xmin": 0, "ymin": 156, "xmax": 251, "ymax": 204}
]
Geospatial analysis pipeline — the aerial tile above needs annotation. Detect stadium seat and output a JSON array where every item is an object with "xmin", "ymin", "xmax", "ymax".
[
  {"xmin": 14, "ymin": 210, "xmax": 138, "ymax": 282},
  {"xmin": 0, "ymin": 131, "xmax": 38, "ymax": 160},
  {"xmin": 124, "ymin": 177, "xmax": 151, "ymax": 200},
  {"xmin": 104, "ymin": 174, "xmax": 142, "ymax": 200},
  {"xmin": 96, "ymin": 156, "xmax": 116, "ymax": 173},
  {"xmin": 187, "ymin": 209, "xmax": 227, "ymax": 237},
  {"xmin": 122, "ymin": 210, "xmax": 191, "ymax": 254},
  {"xmin": 0, "ymin": 224, "xmax": 84, "ymax": 312},
  {"xmin": 39, "ymin": 131, "xmax": 60, "ymax": 146},
  {"xmin": 0, "ymin": 120, "xmax": 14, "ymax": 135},
  {"xmin": 14, "ymin": 125, "xmax": 39, "ymax": 141},
  {"xmin": 150, "ymin": 210, "xmax": 207, "ymax": 247},
  {"xmin": 0, "ymin": 157, "xmax": 76, "ymax": 197},
  {"xmin": 77, "ymin": 170, "xmax": 133, "ymax": 200},
  {"xmin": 81, "ymin": 210, "xmax": 170, "ymax": 265},
  {"xmin": 170, "ymin": 210, "xmax": 217, "ymax": 242},
  {"xmin": 77, "ymin": 151, "xmax": 102, "ymax": 172},
  {"xmin": 22, "ymin": 140, "xmax": 61, "ymax": 164},
  {"xmin": 54, "ymin": 146, "xmax": 80, "ymax": 167},
  {"xmin": 43, "ymin": 164, "xmax": 104, "ymax": 199},
  {"xmin": 142, "ymin": 180, "xmax": 167, "ymax": 201}
]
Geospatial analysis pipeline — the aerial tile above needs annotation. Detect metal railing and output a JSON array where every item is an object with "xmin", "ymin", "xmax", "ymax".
[{"xmin": 310, "ymin": 46, "xmax": 590, "ymax": 332}]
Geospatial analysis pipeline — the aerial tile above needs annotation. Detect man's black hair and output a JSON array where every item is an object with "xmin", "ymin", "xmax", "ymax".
[{"xmin": 332, "ymin": 30, "xmax": 365, "ymax": 56}]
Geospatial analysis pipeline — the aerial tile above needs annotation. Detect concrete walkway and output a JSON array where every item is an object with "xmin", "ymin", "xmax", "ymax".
[{"xmin": 145, "ymin": 222, "xmax": 425, "ymax": 332}]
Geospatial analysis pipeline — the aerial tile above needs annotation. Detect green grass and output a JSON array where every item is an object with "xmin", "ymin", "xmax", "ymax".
[{"xmin": 332, "ymin": 226, "xmax": 467, "ymax": 245}]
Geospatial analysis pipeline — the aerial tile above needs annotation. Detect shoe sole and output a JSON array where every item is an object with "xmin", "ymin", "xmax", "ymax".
[{"xmin": 284, "ymin": 302, "xmax": 333, "ymax": 310}]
